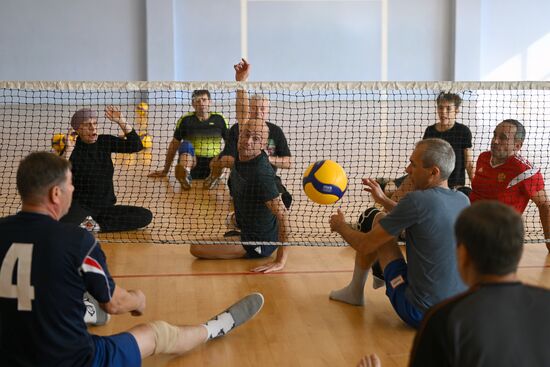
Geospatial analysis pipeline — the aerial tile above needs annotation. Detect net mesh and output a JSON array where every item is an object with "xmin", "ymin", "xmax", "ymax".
[{"xmin": 1, "ymin": 81, "xmax": 548, "ymax": 245}]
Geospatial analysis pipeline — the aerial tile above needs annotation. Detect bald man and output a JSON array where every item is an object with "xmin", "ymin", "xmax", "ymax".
[{"xmin": 190, "ymin": 118, "xmax": 290, "ymax": 273}]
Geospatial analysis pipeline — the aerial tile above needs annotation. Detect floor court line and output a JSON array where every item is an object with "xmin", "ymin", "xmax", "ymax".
[{"xmin": 111, "ymin": 263, "xmax": 550, "ymax": 279}]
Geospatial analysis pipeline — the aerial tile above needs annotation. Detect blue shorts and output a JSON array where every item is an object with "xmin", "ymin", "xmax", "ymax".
[
  {"xmin": 177, "ymin": 140, "xmax": 196, "ymax": 156},
  {"xmin": 243, "ymin": 244, "xmax": 278, "ymax": 258},
  {"xmin": 91, "ymin": 332, "xmax": 141, "ymax": 367},
  {"xmin": 383, "ymin": 259, "xmax": 424, "ymax": 328}
]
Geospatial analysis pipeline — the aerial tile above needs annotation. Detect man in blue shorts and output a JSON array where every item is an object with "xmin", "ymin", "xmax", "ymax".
[
  {"xmin": 358, "ymin": 201, "xmax": 550, "ymax": 366},
  {"xmin": 149, "ymin": 90, "xmax": 228, "ymax": 190},
  {"xmin": 190, "ymin": 118, "xmax": 291, "ymax": 273},
  {"xmin": 0, "ymin": 152, "xmax": 264, "ymax": 366},
  {"xmin": 329, "ymin": 138, "xmax": 469, "ymax": 328}
]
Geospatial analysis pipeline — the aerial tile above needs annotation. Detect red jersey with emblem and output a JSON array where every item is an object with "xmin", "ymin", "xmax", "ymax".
[{"xmin": 470, "ymin": 151, "xmax": 545, "ymax": 213}]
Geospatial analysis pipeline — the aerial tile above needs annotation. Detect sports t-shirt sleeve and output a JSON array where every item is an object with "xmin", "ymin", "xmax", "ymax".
[
  {"xmin": 378, "ymin": 194, "xmax": 419, "ymax": 237},
  {"xmin": 422, "ymin": 125, "xmax": 435, "ymax": 139},
  {"xmin": 463, "ymin": 125, "xmax": 473, "ymax": 149},
  {"xmin": 272, "ymin": 125, "xmax": 291, "ymax": 157},
  {"xmin": 80, "ymin": 239, "xmax": 115, "ymax": 303},
  {"xmin": 524, "ymin": 171, "xmax": 545, "ymax": 197},
  {"xmin": 173, "ymin": 116, "xmax": 186, "ymax": 141}
]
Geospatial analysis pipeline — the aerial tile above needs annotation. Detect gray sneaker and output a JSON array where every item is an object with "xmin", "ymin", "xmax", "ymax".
[
  {"xmin": 83, "ymin": 292, "xmax": 110, "ymax": 326},
  {"xmin": 204, "ymin": 293, "xmax": 264, "ymax": 339},
  {"xmin": 175, "ymin": 165, "xmax": 192, "ymax": 190}
]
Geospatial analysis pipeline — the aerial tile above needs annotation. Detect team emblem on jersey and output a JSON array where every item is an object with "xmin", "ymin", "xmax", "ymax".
[{"xmin": 497, "ymin": 173, "xmax": 506, "ymax": 182}]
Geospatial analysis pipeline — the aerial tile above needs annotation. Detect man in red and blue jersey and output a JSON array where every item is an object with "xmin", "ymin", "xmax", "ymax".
[{"xmin": 470, "ymin": 119, "xmax": 550, "ymax": 250}]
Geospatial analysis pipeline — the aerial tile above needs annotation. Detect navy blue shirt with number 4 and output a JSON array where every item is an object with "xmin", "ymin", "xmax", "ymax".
[{"xmin": 0, "ymin": 212, "xmax": 115, "ymax": 367}]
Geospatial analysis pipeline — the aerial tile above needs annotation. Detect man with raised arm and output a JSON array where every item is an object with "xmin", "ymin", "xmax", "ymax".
[
  {"xmin": 0, "ymin": 151, "xmax": 264, "ymax": 366},
  {"xmin": 61, "ymin": 106, "xmax": 152, "ymax": 232},
  {"xmin": 330, "ymin": 139, "xmax": 469, "ymax": 328},
  {"xmin": 149, "ymin": 90, "xmax": 228, "ymax": 190},
  {"xmin": 208, "ymin": 59, "xmax": 292, "ymax": 205},
  {"xmin": 190, "ymin": 118, "xmax": 291, "ymax": 273},
  {"xmin": 470, "ymin": 119, "xmax": 550, "ymax": 250},
  {"xmin": 357, "ymin": 201, "xmax": 550, "ymax": 367}
]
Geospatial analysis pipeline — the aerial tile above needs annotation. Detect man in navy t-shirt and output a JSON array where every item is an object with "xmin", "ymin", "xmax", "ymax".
[{"xmin": 0, "ymin": 152, "xmax": 263, "ymax": 366}]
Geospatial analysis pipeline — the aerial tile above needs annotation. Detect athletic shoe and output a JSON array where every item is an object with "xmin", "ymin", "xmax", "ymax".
[
  {"xmin": 371, "ymin": 261, "xmax": 385, "ymax": 289},
  {"xmin": 79, "ymin": 216, "xmax": 101, "ymax": 232},
  {"xmin": 204, "ymin": 293, "xmax": 264, "ymax": 340},
  {"xmin": 175, "ymin": 165, "xmax": 192, "ymax": 190},
  {"xmin": 203, "ymin": 173, "xmax": 224, "ymax": 190},
  {"xmin": 83, "ymin": 292, "xmax": 110, "ymax": 326}
]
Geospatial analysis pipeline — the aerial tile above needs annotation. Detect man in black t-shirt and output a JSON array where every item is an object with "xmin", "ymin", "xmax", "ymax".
[
  {"xmin": 383, "ymin": 92, "xmax": 474, "ymax": 202},
  {"xmin": 357, "ymin": 201, "xmax": 550, "ymax": 367},
  {"xmin": 190, "ymin": 119, "xmax": 291, "ymax": 273},
  {"xmin": 149, "ymin": 90, "xmax": 228, "ymax": 190},
  {"xmin": 61, "ymin": 106, "xmax": 152, "ymax": 232},
  {"xmin": 0, "ymin": 152, "xmax": 264, "ymax": 366},
  {"xmin": 206, "ymin": 59, "xmax": 292, "ymax": 199}
]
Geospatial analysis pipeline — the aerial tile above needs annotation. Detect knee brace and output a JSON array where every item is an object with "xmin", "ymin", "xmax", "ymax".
[{"xmin": 148, "ymin": 320, "xmax": 181, "ymax": 355}]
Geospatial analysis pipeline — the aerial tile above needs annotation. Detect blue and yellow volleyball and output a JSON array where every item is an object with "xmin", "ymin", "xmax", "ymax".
[{"xmin": 303, "ymin": 160, "xmax": 348, "ymax": 205}]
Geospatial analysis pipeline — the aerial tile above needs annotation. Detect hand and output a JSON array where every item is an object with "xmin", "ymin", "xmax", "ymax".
[
  {"xmin": 66, "ymin": 128, "xmax": 77, "ymax": 148},
  {"xmin": 104, "ymin": 105, "xmax": 125, "ymax": 124},
  {"xmin": 357, "ymin": 354, "xmax": 382, "ymax": 367},
  {"xmin": 329, "ymin": 209, "xmax": 346, "ymax": 233},
  {"xmin": 129, "ymin": 289, "xmax": 146, "ymax": 316},
  {"xmin": 234, "ymin": 58, "xmax": 250, "ymax": 81},
  {"xmin": 148, "ymin": 169, "xmax": 168, "ymax": 178},
  {"xmin": 362, "ymin": 178, "xmax": 388, "ymax": 205},
  {"xmin": 251, "ymin": 260, "xmax": 285, "ymax": 273}
]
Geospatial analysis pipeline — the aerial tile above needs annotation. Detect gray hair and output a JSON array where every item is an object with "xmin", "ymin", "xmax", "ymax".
[{"xmin": 416, "ymin": 138, "xmax": 455, "ymax": 181}]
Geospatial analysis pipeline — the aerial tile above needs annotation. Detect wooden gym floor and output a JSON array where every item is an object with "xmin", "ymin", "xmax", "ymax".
[{"xmin": 93, "ymin": 225, "xmax": 550, "ymax": 367}]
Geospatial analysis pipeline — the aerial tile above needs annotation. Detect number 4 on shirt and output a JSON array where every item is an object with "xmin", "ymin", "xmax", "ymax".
[{"xmin": 0, "ymin": 243, "xmax": 35, "ymax": 311}]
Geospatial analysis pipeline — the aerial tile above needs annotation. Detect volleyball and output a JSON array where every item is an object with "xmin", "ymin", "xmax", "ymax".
[
  {"xmin": 51, "ymin": 133, "xmax": 66, "ymax": 155},
  {"xmin": 303, "ymin": 160, "xmax": 348, "ymax": 205},
  {"xmin": 136, "ymin": 102, "xmax": 149, "ymax": 117}
]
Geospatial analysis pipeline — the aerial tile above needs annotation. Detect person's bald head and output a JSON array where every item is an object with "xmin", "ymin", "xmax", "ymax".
[{"xmin": 238, "ymin": 118, "xmax": 269, "ymax": 161}]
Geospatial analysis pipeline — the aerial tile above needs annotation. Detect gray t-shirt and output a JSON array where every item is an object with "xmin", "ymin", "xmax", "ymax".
[{"xmin": 379, "ymin": 187, "xmax": 469, "ymax": 312}]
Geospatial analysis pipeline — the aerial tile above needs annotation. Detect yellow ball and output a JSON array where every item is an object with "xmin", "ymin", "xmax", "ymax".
[
  {"xmin": 51, "ymin": 133, "xmax": 66, "ymax": 155},
  {"xmin": 139, "ymin": 133, "xmax": 153, "ymax": 149},
  {"xmin": 136, "ymin": 102, "xmax": 149, "ymax": 117},
  {"xmin": 303, "ymin": 160, "xmax": 348, "ymax": 205}
]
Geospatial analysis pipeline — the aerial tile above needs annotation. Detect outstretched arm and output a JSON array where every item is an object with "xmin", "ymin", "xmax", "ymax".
[
  {"xmin": 235, "ymin": 58, "xmax": 251, "ymax": 124},
  {"xmin": 531, "ymin": 189, "xmax": 550, "ymax": 251},
  {"xmin": 251, "ymin": 196, "xmax": 290, "ymax": 273},
  {"xmin": 268, "ymin": 155, "xmax": 292, "ymax": 169}
]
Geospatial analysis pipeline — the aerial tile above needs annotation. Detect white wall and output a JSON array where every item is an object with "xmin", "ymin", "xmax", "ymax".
[
  {"xmin": 455, "ymin": 0, "xmax": 550, "ymax": 81},
  {"xmin": 0, "ymin": 0, "xmax": 147, "ymax": 81},
  {"xmin": 0, "ymin": 0, "xmax": 549, "ymax": 81}
]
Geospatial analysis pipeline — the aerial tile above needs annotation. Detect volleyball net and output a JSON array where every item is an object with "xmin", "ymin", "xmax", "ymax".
[{"xmin": 0, "ymin": 81, "xmax": 548, "ymax": 245}]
